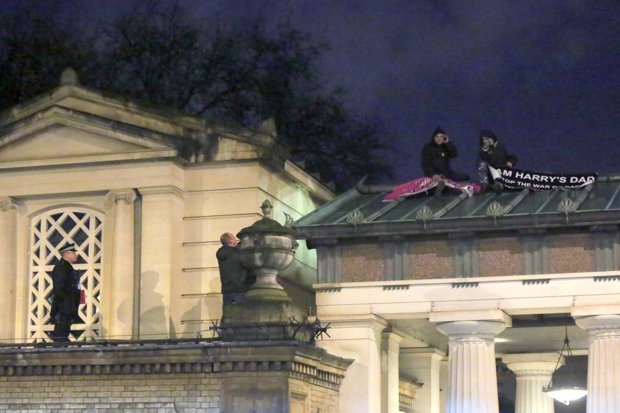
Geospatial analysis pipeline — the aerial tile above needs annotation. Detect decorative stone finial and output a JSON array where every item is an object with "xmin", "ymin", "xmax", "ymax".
[
  {"xmin": 219, "ymin": 196, "xmax": 302, "ymax": 341},
  {"xmin": 260, "ymin": 199, "xmax": 273, "ymax": 218},
  {"xmin": 60, "ymin": 68, "xmax": 80, "ymax": 86}
]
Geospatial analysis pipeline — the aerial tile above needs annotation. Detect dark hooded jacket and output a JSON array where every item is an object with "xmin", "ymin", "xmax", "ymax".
[
  {"xmin": 478, "ymin": 129, "xmax": 517, "ymax": 168},
  {"xmin": 216, "ymin": 245, "xmax": 254, "ymax": 293},
  {"xmin": 421, "ymin": 132, "xmax": 459, "ymax": 177}
]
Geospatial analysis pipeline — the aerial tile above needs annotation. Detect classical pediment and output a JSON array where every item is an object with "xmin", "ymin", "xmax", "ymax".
[
  {"xmin": 0, "ymin": 78, "xmax": 289, "ymax": 169},
  {"xmin": 0, "ymin": 106, "xmax": 177, "ymax": 168}
]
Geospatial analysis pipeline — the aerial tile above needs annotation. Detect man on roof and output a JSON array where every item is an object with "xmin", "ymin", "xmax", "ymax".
[
  {"xmin": 420, "ymin": 127, "xmax": 470, "ymax": 182},
  {"xmin": 478, "ymin": 129, "xmax": 517, "ymax": 192}
]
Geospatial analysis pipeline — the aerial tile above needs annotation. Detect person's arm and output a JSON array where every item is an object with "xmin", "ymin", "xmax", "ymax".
[
  {"xmin": 506, "ymin": 147, "xmax": 517, "ymax": 167},
  {"xmin": 51, "ymin": 264, "xmax": 62, "ymax": 291},
  {"xmin": 479, "ymin": 147, "xmax": 491, "ymax": 164},
  {"xmin": 443, "ymin": 141, "xmax": 458, "ymax": 158},
  {"xmin": 420, "ymin": 145, "xmax": 435, "ymax": 177},
  {"xmin": 497, "ymin": 143, "xmax": 517, "ymax": 167}
]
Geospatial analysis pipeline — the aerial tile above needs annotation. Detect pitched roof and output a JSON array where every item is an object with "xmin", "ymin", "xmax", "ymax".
[{"xmin": 294, "ymin": 176, "xmax": 620, "ymax": 241}]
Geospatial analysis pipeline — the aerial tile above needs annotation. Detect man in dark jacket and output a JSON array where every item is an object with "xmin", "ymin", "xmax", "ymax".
[
  {"xmin": 50, "ymin": 243, "xmax": 81, "ymax": 342},
  {"xmin": 478, "ymin": 129, "xmax": 517, "ymax": 191},
  {"xmin": 216, "ymin": 233, "xmax": 255, "ymax": 304},
  {"xmin": 420, "ymin": 127, "xmax": 469, "ymax": 182}
]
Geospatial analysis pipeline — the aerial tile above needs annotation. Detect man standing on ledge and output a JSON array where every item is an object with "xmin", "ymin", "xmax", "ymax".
[
  {"xmin": 217, "ymin": 233, "xmax": 255, "ymax": 304},
  {"xmin": 50, "ymin": 243, "xmax": 81, "ymax": 342}
]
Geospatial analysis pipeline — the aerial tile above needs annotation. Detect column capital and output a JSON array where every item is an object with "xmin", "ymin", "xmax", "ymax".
[
  {"xmin": 575, "ymin": 314, "xmax": 620, "ymax": 338},
  {"xmin": 502, "ymin": 353, "xmax": 562, "ymax": 377},
  {"xmin": 106, "ymin": 189, "xmax": 137, "ymax": 205},
  {"xmin": 0, "ymin": 196, "xmax": 17, "ymax": 212},
  {"xmin": 572, "ymin": 304, "xmax": 620, "ymax": 318},
  {"xmin": 430, "ymin": 309, "xmax": 512, "ymax": 326},
  {"xmin": 436, "ymin": 320, "xmax": 508, "ymax": 342},
  {"xmin": 503, "ymin": 353, "xmax": 558, "ymax": 413}
]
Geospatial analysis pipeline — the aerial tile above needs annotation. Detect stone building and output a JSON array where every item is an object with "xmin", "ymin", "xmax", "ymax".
[
  {"xmin": 294, "ymin": 179, "xmax": 620, "ymax": 412},
  {"xmin": 0, "ymin": 69, "xmax": 332, "ymax": 344},
  {"xmin": 0, "ymin": 70, "xmax": 350, "ymax": 412}
]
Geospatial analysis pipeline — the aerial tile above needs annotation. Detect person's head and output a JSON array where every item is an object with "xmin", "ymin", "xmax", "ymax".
[
  {"xmin": 432, "ymin": 127, "xmax": 447, "ymax": 145},
  {"xmin": 220, "ymin": 232, "xmax": 238, "ymax": 247},
  {"xmin": 479, "ymin": 129, "xmax": 497, "ymax": 149},
  {"xmin": 59, "ymin": 244, "xmax": 78, "ymax": 263}
]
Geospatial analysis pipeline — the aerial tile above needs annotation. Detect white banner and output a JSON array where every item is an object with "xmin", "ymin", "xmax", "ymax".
[{"xmin": 489, "ymin": 167, "xmax": 597, "ymax": 190}]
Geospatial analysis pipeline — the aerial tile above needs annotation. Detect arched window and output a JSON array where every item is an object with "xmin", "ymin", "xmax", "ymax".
[{"xmin": 28, "ymin": 207, "xmax": 104, "ymax": 342}]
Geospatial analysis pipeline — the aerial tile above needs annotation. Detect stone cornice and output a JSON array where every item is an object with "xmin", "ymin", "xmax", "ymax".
[
  {"xmin": 313, "ymin": 313, "xmax": 388, "ymax": 333},
  {"xmin": 0, "ymin": 342, "xmax": 352, "ymax": 389},
  {"xmin": 0, "ymin": 150, "xmax": 178, "ymax": 172},
  {"xmin": 283, "ymin": 160, "xmax": 334, "ymax": 204},
  {"xmin": 1, "ymin": 85, "xmax": 204, "ymax": 134},
  {"xmin": 138, "ymin": 186, "xmax": 184, "ymax": 199},
  {"xmin": 0, "ymin": 107, "xmax": 175, "ymax": 150}
]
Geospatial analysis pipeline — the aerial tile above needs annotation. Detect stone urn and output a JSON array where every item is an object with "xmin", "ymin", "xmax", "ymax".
[{"xmin": 237, "ymin": 200, "xmax": 298, "ymax": 302}]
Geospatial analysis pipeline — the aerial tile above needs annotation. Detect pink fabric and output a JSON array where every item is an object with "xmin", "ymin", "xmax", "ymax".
[
  {"xmin": 383, "ymin": 177, "xmax": 481, "ymax": 202},
  {"xmin": 383, "ymin": 177, "xmax": 436, "ymax": 201}
]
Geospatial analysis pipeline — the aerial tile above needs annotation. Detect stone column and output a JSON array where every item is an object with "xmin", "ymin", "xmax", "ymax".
[
  {"xmin": 440, "ymin": 356, "xmax": 449, "ymax": 412},
  {"xmin": 381, "ymin": 330, "xmax": 404, "ymax": 413},
  {"xmin": 502, "ymin": 353, "xmax": 561, "ymax": 413},
  {"xmin": 315, "ymin": 315, "xmax": 386, "ymax": 413},
  {"xmin": 0, "ymin": 197, "xmax": 17, "ymax": 341},
  {"xmin": 139, "ymin": 187, "xmax": 183, "ymax": 339},
  {"xmin": 575, "ymin": 314, "xmax": 620, "ymax": 413},
  {"xmin": 400, "ymin": 348, "xmax": 445, "ymax": 413},
  {"xmin": 436, "ymin": 320, "xmax": 508, "ymax": 413},
  {"xmin": 106, "ymin": 189, "xmax": 137, "ymax": 339}
]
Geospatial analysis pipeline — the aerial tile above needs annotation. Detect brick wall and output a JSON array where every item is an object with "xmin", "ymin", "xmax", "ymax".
[
  {"xmin": 0, "ymin": 374, "xmax": 219, "ymax": 412},
  {"xmin": 478, "ymin": 237, "xmax": 521, "ymax": 277},
  {"xmin": 409, "ymin": 240, "xmax": 452, "ymax": 279},
  {"xmin": 548, "ymin": 233, "xmax": 594, "ymax": 274},
  {"xmin": 341, "ymin": 244, "xmax": 385, "ymax": 282}
]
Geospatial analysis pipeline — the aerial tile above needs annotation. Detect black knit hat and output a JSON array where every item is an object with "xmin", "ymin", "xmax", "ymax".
[
  {"xmin": 479, "ymin": 129, "xmax": 497, "ymax": 142},
  {"xmin": 432, "ymin": 127, "xmax": 445, "ymax": 137}
]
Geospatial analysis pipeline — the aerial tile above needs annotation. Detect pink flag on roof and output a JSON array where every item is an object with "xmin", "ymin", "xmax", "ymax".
[{"xmin": 383, "ymin": 177, "xmax": 480, "ymax": 202}]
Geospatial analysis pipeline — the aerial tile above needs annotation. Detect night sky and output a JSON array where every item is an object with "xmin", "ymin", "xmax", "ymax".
[{"xmin": 4, "ymin": 0, "xmax": 620, "ymax": 184}]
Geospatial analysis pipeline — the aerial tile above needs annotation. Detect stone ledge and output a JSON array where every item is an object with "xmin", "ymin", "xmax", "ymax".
[
  {"xmin": 451, "ymin": 282, "xmax": 479, "ymax": 289},
  {"xmin": 0, "ymin": 341, "xmax": 352, "ymax": 390},
  {"xmin": 522, "ymin": 279, "xmax": 550, "ymax": 285},
  {"xmin": 594, "ymin": 275, "xmax": 620, "ymax": 282},
  {"xmin": 383, "ymin": 285, "xmax": 410, "ymax": 291}
]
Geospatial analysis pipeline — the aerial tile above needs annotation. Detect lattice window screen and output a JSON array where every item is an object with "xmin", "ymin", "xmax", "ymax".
[{"xmin": 28, "ymin": 208, "xmax": 103, "ymax": 342}]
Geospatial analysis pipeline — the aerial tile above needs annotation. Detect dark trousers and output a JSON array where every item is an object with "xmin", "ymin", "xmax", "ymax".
[
  {"xmin": 51, "ymin": 314, "xmax": 73, "ymax": 342},
  {"xmin": 445, "ymin": 170, "xmax": 470, "ymax": 182}
]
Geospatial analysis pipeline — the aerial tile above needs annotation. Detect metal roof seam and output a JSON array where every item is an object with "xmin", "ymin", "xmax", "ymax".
[
  {"xmin": 604, "ymin": 183, "xmax": 620, "ymax": 210},
  {"xmin": 502, "ymin": 189, "xmax": 530, "ymax": 215}
]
